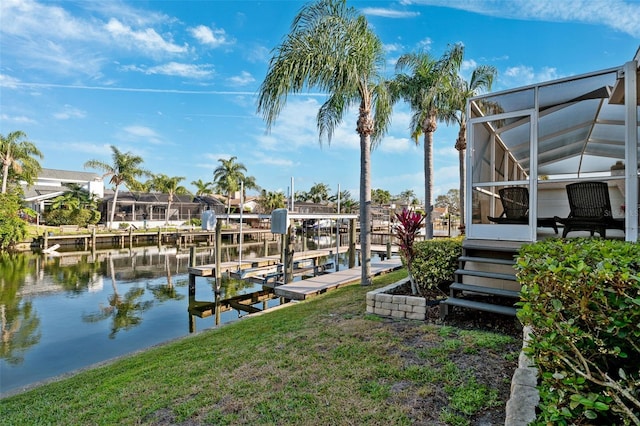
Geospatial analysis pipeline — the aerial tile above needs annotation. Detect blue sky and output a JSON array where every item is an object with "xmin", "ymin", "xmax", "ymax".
[{"xmin": 1, "ymin": 0, "xmax": 639, "ymax": 202}]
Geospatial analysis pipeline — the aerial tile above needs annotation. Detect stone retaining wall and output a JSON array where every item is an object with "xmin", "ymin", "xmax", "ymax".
[{"xmin": 365, "ymin": 279, "xmax": 427, "ymax": 320}]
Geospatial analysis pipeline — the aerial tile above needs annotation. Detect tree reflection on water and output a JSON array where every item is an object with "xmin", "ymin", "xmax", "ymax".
[{"xmin": 0, "ymin": 253, "xmax": 41, "ymax": 364}]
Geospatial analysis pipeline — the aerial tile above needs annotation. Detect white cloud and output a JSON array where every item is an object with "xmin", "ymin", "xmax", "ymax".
[
  {"xmin": 189, "ymin": 25, "xmax": 234, "ymax": 48},
  {"xmin": 0, "ymin": 113, "xmax": 36, "ymax": 124},
  {"xmin": 120, "ymin": 125, "xmax": 164, "ymax": 145},
  {"xmin": 105, "ymin": 18, "xmax": 187, "ymax": 54},
  {"xmin": 407, "ymin": 0, "xmax": 640, "ymax": 37},
  {"xmin": 246, "ymin": 45, "xmax": 271, "ymax": 63},
  {"xmin": 53, "ymin": 105, "xmax": 86, "ymax": 120},
  {"xmin": 256, "ymin": 157, "xmax": 295, "ymax": 167},
  {"xmin": 416, "ymin": 37, "xmax": 432, "ymax": 51},
  {"xmin": 124, "ymin": 62, "xmax": 214, "ymax": 79},
  {"xmin": 379, "ymin": 135, "xmax": 415, "ymax": 153},
  {"xmin": 0, "ymin": 0, "xmax": 100, "ymax": 40},
  {"xmin": 502, "ymin": 65, "xmax": 560, "ymax": 87},
  {"xmin": 0, "ymin": 74, "xmax": 21, "ymax": 89},
  {"xmin": 227, "ymin": 71, "xmax": 255, "ymax": 87},
  {"xmin": 361, "ymin": 7, "xmax": 420, "ymax": 18}
]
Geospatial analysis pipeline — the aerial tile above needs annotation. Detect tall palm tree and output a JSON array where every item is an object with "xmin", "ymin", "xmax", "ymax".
[
  {"xmin": 213, "ymin": 156, "xmax": 248, "ymax": 218},
  {"xmin": 258, "ymin": 190, "xmax": 286, "ymax": 213},
  {"xmin": 397, "ymin": 189, "xmax": 416, "ymax": 205},
  {"xmin": 450, "ymin": 62, "xmax": 497, "ymax": 231},
  {"xmin": 308, "ymin": 182, "xmax": 331, "ymax": 204},
  {"xmin": 147, "ymin": 174, "xmax": 189, "ymax": 224},
  {"xmin": 84, "ymin": 145, "xmax": 148, "ymax": 229},
  {"xmin": 0, "ymin": 131, "xmax": 43, "ymax": 194},
  {"xmin": 393, "ymin": 44, "xmax": 464, "ymax": 239},
  {"xmin": 257, "ymin": 0, "xmax": 393, "ymax": 286},
  {"xmin": 191, "ymin": 179, "xmax": 214, "ymax": 196},
  {"xmin": 240, "ymin": 175, "xmax": 260, "ymax": 199}
]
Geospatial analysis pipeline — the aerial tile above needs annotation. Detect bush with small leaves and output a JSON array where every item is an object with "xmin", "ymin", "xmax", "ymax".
[
  {"xmin": 516, "ymin": 238, "xmax": 640, "ymax": 425},
  {"xmin": 410, "ymin": 237, "xmax": 463, "ymax": 296}
]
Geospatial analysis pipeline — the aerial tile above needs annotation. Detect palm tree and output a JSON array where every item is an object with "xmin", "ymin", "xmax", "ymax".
[
  {"xmin": 147, "ymin": 174, "xmax": 189, "ymax": 224},
  {"xmin": 450, "ymin": 62, "xmax": 497, "ymax": 231},
  {"xmin": 308, "ymin": 182, "xmax": 331, "ymax": 204},
  {"xmin": 213, "ymin": 156, "xmax": 248, "ymax": 218},
  {"xmin": 258, "ymin": 190, "xmax": 286, "ymax": 213},
  {"xmin": 393, "ymin": 44, "xmax": 464, "ymax": 239},
  {"xmin": 372, "ymin": 188, "xmax": 391, "ymax": 205},
  {"xmin": 241, "ymin": 175, "xmax": 260, "ymax": 199},
  {"xmin": 1, "ymin": 131, "xmax": 43, "ymax": 194},
  {"xmin": 84, "ymin": 145, "xmax": 148, "ymax": 229},
  {"xmin": 397, "ymin": 189, "xmax": 416, "ymax": 205},
  {"xmin": 191, "ymin": 179, "xmax": 214, "ymax": 196},
  {"xmin": 257, "ymin": 0, "xmax": 393, "ymax": 286}
]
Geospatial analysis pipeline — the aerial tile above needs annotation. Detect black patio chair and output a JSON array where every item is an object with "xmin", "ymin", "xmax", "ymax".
[
  {"xmin": 554, "ymin": 181, "xmax": 625, "ymax": 238},
  {"xmin": 488, "ymin": 187, "xmax": 529, "ymax": 225},
  {"xmin": 488, "ymin": 187, "xmax": 559, "ymax": 233}
]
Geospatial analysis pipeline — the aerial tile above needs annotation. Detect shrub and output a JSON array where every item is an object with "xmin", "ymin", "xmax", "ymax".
[
  {"xmin": 516, "ymin": 238, "xmax": 640, "ymax": 425},
  {"xmin": 44, "ymin": 208, "xmax": 100, "ymax": 227},
  {"xmin": 185, "ymin": 218, "xmax": 201, "ymax": 227},
  {"xmin": 0, "ymin": 193, "xmax": 28, "ymax": 251},
  {"xmin": 410, "ymin": 237, "xmax": 462, "ymax": 296}
]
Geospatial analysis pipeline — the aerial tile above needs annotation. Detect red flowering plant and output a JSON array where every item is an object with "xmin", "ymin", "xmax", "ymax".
[{"xmin": 394, "ymin": 208, "xmax": 425, "ymax": 295}]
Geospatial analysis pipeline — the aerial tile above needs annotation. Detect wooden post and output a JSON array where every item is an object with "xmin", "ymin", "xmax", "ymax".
[
  {"xmin": 285, "ymin": 225, "xmax": 293, "ymax": 284},
  {"xmin": 43, "ymin": 232, "xmax": 48, "ymax": 250},
  {"xmin": 91, "ymin": 227, "xmax": 96, "ymax": 250},
  {"xmin": 157, "ymin": 229, "xmax": 162, "ymax": 248},
  {"xmin": 215, "ymin": 219, "xmax": 222, "ymax": 292},
  {"xmin": 128, "ymin": 228, "xmax": 133, "ymax": 249},
  {"xmin": 263, "ymin": 237, "xmax": 268, "ymax": 256},
  {"xmin": 386, "ymin": 241, "xmax": 392, "ymax": 260},
  {"xmin": 349, "ymin": 218, "xmax": 356, "ymax": 268},
  {"xmin": 302, "ymin": 229, "xmax": 307, "ymax": 251},
  {"xmin": 189, "ymin": 246, "xmax": 197, "ymax": 268}
]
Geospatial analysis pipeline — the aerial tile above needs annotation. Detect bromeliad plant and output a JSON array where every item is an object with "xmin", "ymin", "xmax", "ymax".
[{"xmin": 394, "ymin": 208, "xmax": 425, "ymax": 295}]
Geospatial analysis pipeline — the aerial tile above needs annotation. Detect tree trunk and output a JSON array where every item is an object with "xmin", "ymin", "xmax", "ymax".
[
  {"xmin": 1, "ymin": 145, "xmax": 11, "ymax": 194},
  {"xmin": 359, "ymin": 133, "xmax": 372, "ymax": 285},
  {"xmin": 109, "ymin": 186, "xmax": 120, "ymax": 230},
  {"xmin": 1, "ymin": 162, "xmax": 9, "ymax": 194},
  {"xmin": 423, "ymin": 114, "xmax": 436, "ymax": 240}
]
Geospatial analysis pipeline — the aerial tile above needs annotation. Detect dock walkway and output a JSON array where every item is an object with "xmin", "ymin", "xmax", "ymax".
[
  {"xmin": 273, "ymin": 257, "xmax": 403, "ymax": 300},
  {"xmin": 188, "ymin": 247, "xmax": 350, "ymax": 277}
]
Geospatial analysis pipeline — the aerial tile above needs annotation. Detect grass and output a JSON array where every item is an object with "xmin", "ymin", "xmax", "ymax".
[{"xmin": 0, "ymin": 270, "xmax": 519, "ymax": 425}]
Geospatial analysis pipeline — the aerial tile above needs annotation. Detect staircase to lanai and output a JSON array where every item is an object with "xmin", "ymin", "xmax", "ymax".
[{"xmin": 440, "ymin": 239, "xmax": 523, "ymax": 318}]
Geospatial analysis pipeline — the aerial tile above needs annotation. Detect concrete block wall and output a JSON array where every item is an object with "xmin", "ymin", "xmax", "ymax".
[{"xmin": 366, "ymin": 279, "xmax": 426, "ymax": 320}]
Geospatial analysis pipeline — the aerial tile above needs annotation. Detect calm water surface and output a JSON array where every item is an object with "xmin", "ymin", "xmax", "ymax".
[{"xmin": 1, "ymin": 240, "xmax": 341, "ymax": 396}]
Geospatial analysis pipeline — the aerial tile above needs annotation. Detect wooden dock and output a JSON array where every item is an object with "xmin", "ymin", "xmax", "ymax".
[
  {"xmin": 273, "ymin": 257, "xmax": 403, "ymax": 300},
  {"xmin": 188, "ymin": 247, "xmax": 350, "ymax": 278}
]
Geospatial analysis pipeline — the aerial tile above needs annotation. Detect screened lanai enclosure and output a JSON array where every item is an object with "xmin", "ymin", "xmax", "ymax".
[{"xmin": 466, "ymin": 49, "xmax": 639, "ymax": 242}]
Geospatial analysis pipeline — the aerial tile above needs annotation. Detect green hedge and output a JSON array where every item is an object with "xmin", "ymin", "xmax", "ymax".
[
  {"xmin": 516, "ymin": 238, "xmax": 640, "ymax": 425},
  {"xmin": 410, "ymin": 237, "xmax": 462, "ymax": 295}
]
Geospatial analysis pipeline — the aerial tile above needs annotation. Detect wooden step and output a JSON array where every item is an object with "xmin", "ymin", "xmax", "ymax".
[
  {"xmin": 458, "ymin": 255, "xmax": 516, "ymax": 266},
  {"xmin": 455, "ymin": 269, "xmax": 517, "ymax": 281},
  {"xmin": 462, "ymin": 239, "xmax": 524, "ymax": 252},
  {"xmin": 450, "ymin": 282, "xmax": 520, "ymax": 299},
  {"xmin": 441, "ymin": 297, "xmax": 517, "ymax": 316}
]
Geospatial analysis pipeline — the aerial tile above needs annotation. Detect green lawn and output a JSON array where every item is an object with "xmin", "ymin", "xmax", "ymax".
[{"xmin": 0, "ymin": 270, "xmax": 519, "ymax": 425}]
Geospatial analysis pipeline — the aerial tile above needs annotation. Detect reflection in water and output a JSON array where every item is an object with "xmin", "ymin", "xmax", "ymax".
[
  {"xmin": 0, "ymin": 235, "xmax": 340, "ymax": 395},
  {"xmin": 82, "ymin": 258, "xmax": 154, "ymax": 339},
  {"xmin": 0, "ymin": 253, "xmax": 41, "ymax": 365}
]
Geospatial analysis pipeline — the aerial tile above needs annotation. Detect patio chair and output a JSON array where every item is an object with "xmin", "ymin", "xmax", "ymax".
[
  {"xmin": 554, "ymin": 181, "xmax": 625, "ymax": 238},
  {"xmin": 488, "ymin": 187, "xmax": 559, "ymax": 233},
  {"xmin": 488, "ymin": 187, "xmax": 529, "ymax": 225}
]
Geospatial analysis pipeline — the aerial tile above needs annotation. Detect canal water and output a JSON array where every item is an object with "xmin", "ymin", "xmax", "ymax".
[{"xmin": 0, "ymin": 236, "xmax": 347, "ymax": 396}]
